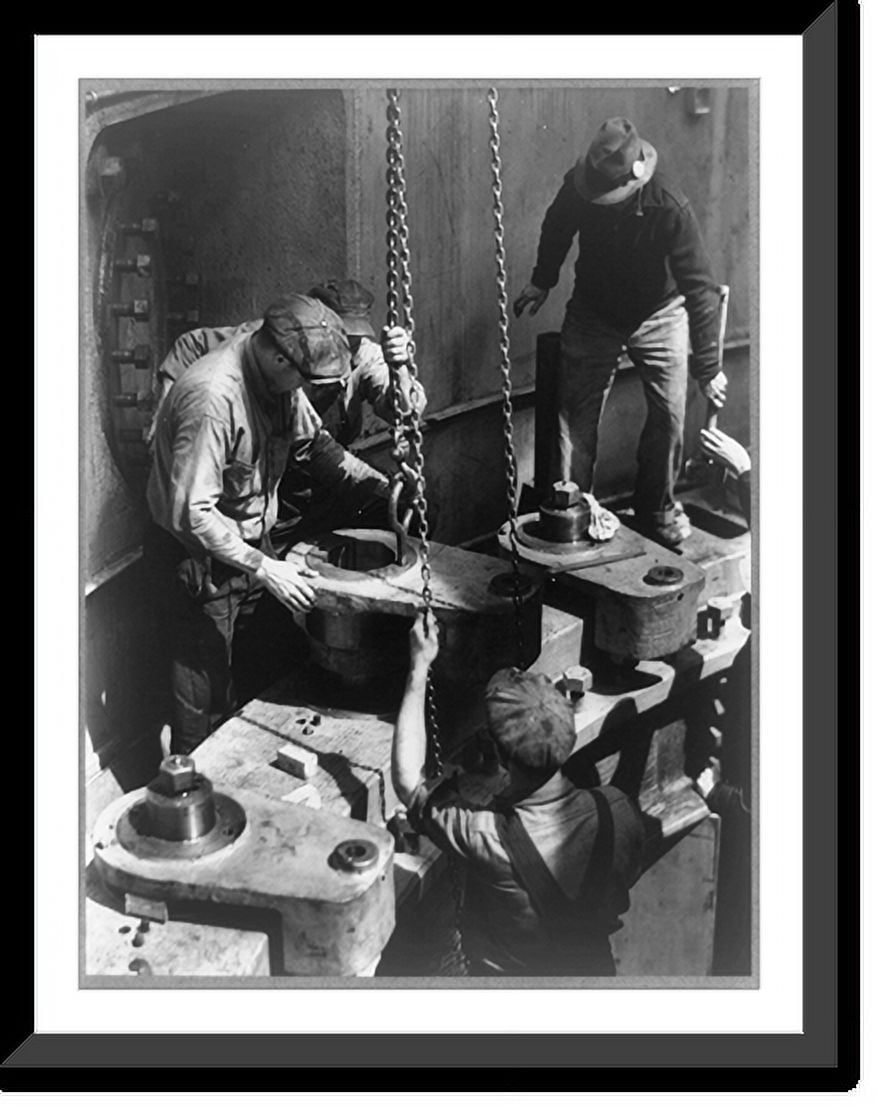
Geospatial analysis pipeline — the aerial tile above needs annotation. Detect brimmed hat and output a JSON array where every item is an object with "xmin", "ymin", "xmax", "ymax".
[
  {"xmin": 308, "ymin": 278, "xmax": 376, "ymax": 339},
  {"xmin": 484, "ymin": 668, "xmax": 575, "ymax": 776},
  {"xmin": 573, "ymin": 117, "xmax": 657, "ymax": 206},
  {"xmin": 261, "ymin": 295, "xmax": 351, "ymax": 383}
]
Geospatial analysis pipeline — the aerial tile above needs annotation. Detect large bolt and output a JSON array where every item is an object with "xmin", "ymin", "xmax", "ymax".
[
  {"xmin": 110, "ymin": 344, "xmax": 152, "ymax": 368},
  {"xmin": 114, "ymin": 254, "xmax": 152, "ymax": 275},
  {"xmin": 562, "ymin": 664, "xmax": 593, "ymax": 700},
  {"xmin": 110, "ymin": 299, "xmax": 150, "ymax": 321},
  {"xmin": 118, "ymin": 218, "xmax": 159, "ymax": 236},
  {"xmin": 550, "ymin": 480, "xmax": 582, "ymax": 509},
  {"xmin": 155, "ymin": 755, "xmax": 196, "ymax": 795}
]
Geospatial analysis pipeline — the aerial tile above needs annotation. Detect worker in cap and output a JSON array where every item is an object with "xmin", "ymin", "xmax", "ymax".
[
  {"xmin": 148, "ymin": 279, "xmax": 427, "ymax": 548},
  {"xmin": 513, "ymin": 117, "xmax": 727, "ymax": 547},
  {"xmin": 144, "ymin": 294, "xmax": 411, "ymax": 756},
  {"xmin": 391, "ymin": 613, "xmax": 645, "ymax": 977},
  {"xmin": 306, "ymin": 278, "xmax": 426, "ymax": 439}
]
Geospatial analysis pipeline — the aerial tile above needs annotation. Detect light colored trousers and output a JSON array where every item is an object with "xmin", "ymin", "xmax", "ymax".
[{"xmin": 553, "ymin": 295, "xmax": 690, "ymax": 524}]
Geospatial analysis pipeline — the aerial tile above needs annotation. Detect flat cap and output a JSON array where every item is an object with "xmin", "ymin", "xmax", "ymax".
[
  {"xmin": 308, "ymin": 278, "xmax": 376, "ymax": 338},
  {"xmin": 484, "ymin": 668, "xmax": 575, "ymax": 775},
  {"xmin": 261, "ymin": 294, "xmax": 351, "ymax": 382}
]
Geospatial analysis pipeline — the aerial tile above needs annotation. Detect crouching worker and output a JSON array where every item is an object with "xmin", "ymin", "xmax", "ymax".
[{"xmin": 391, "ymin": 613, "xmax": 646, "ymax": 977}]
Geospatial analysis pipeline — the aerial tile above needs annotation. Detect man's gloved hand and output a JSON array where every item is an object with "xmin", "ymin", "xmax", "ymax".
[
  {"xmin": 253, "ymin": 557, "xmax": 318, "ymax": 613},
  {"xmin": 699, "ymin": 369, "xmax": 728, "ymax": 408},
  {"xmin": 381, "ymin": 325, "xmax": 412, "ymax": 369},
  {"xmin": 512, "ymin": 283, "xmax": 549, "ymax": 318}
]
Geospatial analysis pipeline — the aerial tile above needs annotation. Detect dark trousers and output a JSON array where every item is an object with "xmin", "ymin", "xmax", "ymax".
[
  {"xmin": 142, "ymin": 525, "xmax": 298, "ymax": 756},
  {"xmin": 554, "ymin": 295, "xmax": 690, "ymax": 522}
]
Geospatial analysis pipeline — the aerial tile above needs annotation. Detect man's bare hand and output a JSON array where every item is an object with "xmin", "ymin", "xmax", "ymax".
[
  {"xmin": 699, "ymin": 428, "xmax": 751, "ymax": 478},
  {"xmin": 699, "ymin": 369, "xmax": 728, "ymax": 409},
  {"xmin": 381, "ymin": 325, "xmax": 412, "ymax": 369},
  {"xmin": 409, "ymin": 610, "xmax": 440, "ymax": 671},
  {"xmin": 254, "ymin": 558, "xmax": 318, "ymax": 612},
  {"xmin": 512, "ymin": 283, "xmax": 549, "ymax": 318}
]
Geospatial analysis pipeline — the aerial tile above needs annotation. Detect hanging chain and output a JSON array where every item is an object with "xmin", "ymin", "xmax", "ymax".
[
  {"xmin": 488, "ymin": 87, "xmax": 527, "ymax": 668},
  {"xmin": 386, "ymin": 88, "xmax": 441, "ymax": 776},
  {"xmin": 385, "ymin": 99, "xmax": 410, "ymax": 470}
]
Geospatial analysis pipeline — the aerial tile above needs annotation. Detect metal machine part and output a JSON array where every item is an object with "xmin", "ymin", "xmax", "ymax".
[
  {"xmin": 294, "ymin": 529, "xmax": 546, "ymax": 688},
  {"xmin": 303, "ymin": 528, "xmax": 419, "ymax": 581},
  {"xmin": 643, "ymin": 565, "xmax": 685, "ymax": 588},
  {"xmin": 301, "ymin": 530, "xmax": 416, "ymax": 687},
  {"xmin": 92, "ymin": 757, "xmax": 396, "ymax": 976},
  {"xmin": 498, "ymin": 514, "xmax": 647, "ymax": 571},
  {"xmin": 305, "ymin": 606, "xmax": 411, "ymax": 688},
  {"xmin": 536, "ymin": 480, "xmax": 593, "ymax": 544},
  {"xmin": 115, "ymin": 755, "xmax": 247, "ymax": 861}
]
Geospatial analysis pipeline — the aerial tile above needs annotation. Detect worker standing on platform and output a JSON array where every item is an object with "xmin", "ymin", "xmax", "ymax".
[
  {"xmin": 144, "ymin": 295, "xmax": 411, "ymax": 756},
  {"xmin": 392, "ymin": 614, "xmax": 645, "ymax": 977},
  {"xmin": 513, "ymin": 117, "xmax": 727, "ymax": 546}
]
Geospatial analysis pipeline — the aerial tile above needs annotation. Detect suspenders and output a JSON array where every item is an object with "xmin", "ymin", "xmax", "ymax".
[{"xmin": 494, "ymin": 789, "xmax": 616, "ymax": 957}]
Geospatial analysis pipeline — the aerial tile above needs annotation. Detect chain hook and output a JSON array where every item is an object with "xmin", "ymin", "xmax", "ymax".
[{"xmin": 386, "ymin": 88, "xmax": 441, "ymax": 774}]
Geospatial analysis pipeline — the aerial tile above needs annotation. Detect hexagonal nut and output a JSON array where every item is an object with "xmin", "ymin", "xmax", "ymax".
[
  {"xmin": 562, "ymin": 665, "xmax": 593, "ymax": 697},
  {"xmin": 550, "ymin": 480, "xmax": 582, "ymax": 509},
  {"xmin": 156, "ymin": 755, "xmax": 196, "ymax": 794}
]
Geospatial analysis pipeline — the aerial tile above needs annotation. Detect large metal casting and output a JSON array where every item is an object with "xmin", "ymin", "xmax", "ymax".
[
  {"xmin": 289, "ymin": 528, "xmax": 545, "ymax": 687},
  {"xmin": 93, "ymin": 756, "xmax": 396, "ymax": 976}
]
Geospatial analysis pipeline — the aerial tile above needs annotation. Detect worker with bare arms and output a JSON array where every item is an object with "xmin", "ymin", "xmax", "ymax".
[
  {"xmin": 514, "ymin": 117, "xmax": 728, "ymax": 547},
  {"xmin": 392, "ymin": 612, "xmax": 645, "ymax": 977}
]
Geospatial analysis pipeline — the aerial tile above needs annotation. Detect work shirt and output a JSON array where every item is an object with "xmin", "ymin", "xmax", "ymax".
[
  {"xmin": 153, "ymin": 323, "xmax": 425, "ymax": 448},
  {"xmin": 146, "ymin": 333, "xmax": 388, "ymax": 574},
  {"xmin": 409, "ymin": 771, "xmax": 645, "ymax": 976},
  {"xmin": 312, "ymin": 335, "xmax": 427, "ymax": 445},
  {"xmin": 531, "ymin": 170, "xmax": 722, "ymax": 382}
]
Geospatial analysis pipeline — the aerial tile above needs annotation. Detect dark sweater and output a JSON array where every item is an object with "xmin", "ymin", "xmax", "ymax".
[{"xmin": 531, "ymin": 169, "xmax": 722, "ymax": 382}]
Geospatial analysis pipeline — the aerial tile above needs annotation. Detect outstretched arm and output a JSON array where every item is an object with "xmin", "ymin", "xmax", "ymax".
[
  {"xmin": 513, "ymin": 171, "xmax": 580, "ymax": 318},
  {"xmin": 392, "ymin": 612, "xmax": 440, "ymax": 807}
]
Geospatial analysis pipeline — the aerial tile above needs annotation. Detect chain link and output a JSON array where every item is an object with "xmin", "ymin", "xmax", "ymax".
[
  {"xmin": 386, "ymin": 88, "xmax": 441, "ymax": 775},
  {"xmin": 488, "ymin": 87, "xmax": 527, "ymax": 668}
]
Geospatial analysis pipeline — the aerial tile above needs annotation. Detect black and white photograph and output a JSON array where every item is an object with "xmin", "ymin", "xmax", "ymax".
[
  {"xmin": 23, "ymin": 12, "xmax": 862, "ymax": 1088},
  {"xmin": 78, "ymin": 76, "xmax": 756, "ymax": 987}
]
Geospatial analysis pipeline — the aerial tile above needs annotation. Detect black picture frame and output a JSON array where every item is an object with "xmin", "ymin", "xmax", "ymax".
[{"xmin": 20, "ymin": 4, "xmax": 857, "ymax": 1092}]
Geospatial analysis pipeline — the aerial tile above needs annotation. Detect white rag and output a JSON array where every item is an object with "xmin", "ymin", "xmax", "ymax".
[{"xmin": 583, "ymin": 493, "xmax": 620, "ymax": 542}]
